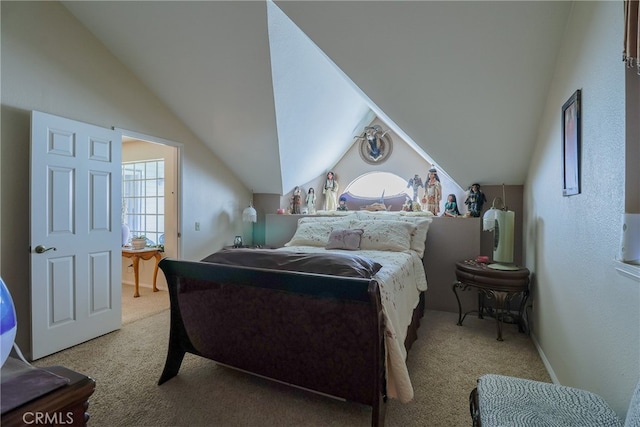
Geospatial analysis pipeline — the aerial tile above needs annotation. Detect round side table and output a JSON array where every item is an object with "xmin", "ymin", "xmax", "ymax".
[{"xmin": 453, "ymin": 260, "xmax": 530, "ymax": 341}]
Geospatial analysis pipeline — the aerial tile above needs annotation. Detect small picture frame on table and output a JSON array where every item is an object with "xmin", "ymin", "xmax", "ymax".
[{"xmin": 562, "ymin": 89, "xmax": 581, "ymax": 196}]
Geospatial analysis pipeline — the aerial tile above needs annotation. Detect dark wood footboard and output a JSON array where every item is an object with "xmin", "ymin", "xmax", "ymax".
[{"xmin": 158, "ymin": 258, "xmax": 423, "ymax": 426}]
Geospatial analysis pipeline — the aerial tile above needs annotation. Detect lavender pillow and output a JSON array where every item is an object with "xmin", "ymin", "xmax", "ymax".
[{"xmin": 326, "ymin": 229, "xmax": 364, "ymax": 251}]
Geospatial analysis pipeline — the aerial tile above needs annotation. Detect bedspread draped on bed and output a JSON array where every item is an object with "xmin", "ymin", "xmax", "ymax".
[{"xmin": 275, "ymin": 245, "xmax": 428, "ymax": 403}]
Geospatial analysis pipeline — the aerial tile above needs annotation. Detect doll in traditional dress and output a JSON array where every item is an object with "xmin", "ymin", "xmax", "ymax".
[
  {"xmin": 443, "ymin": 194, "xmax": 461, "ymax": 217},
  {"xmin": 291, "ymin": 186, "xmax": 302, "ymax": 214},
  {"xmin": 464, "ymin": 183, "xmax": 487, "ymax": 217},
  {"xmin": 337, "ymin": 195, "xmax": 348, "ymax": 211},
  {"xmin": 425, "ymin": 167, "xmax": 442, "ymax": 216},
  {"xmin": 322, "ymin": 171, "xmax": 339, "ymax": 211},
  {"xmin": 305, "ymin": 188, "xmax": 316, "ymax": 214}
]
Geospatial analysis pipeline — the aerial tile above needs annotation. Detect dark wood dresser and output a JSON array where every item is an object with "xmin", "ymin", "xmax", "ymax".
[{"xmin": 1, "ymin": 358, "xmax": 95, "ymax": 426}]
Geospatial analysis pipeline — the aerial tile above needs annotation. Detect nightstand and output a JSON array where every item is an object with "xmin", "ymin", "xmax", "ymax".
[{"xmin": 452, "ymin": 260, "xmax": 530, "ymax": 341}]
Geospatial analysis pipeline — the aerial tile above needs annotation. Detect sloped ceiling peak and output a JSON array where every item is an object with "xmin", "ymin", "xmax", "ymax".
[
  {"xmin": 267, "ymin": 1, "xmax": 372, "ymax": 193},
  {"xmin": 276, "ymin": 0, "xmax": 572, "ymax": 188}
]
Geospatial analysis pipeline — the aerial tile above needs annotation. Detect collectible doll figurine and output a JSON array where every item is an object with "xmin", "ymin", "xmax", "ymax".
[
  {"xmin": 322, "ymin": 171, "xmax": 339, "ymax": 211},
  {"xmin": 402, "ymin": 195, "xmax": 413, "ymax": 212},
  {"xmin": 464, "ymin": 183, "xmax": 487, "ymax": 217},
  {"xmin": 425, "ymin": 167, "xmax": 442, "ymax": 216},
  {"xmin": 443, "ymin": 194, "xmax": 460, "ymax": 217},
  {"xmin": 291, "ymin": 186, "xmax": 302, "ymax": 214},
  {"xmin": 407, "ymin": 174, "xmax": 424, "ymax": 202},
  {"xmin": 337, "ymin": 195, "xmax": 349, "ymax": 211},
  {"xmin": 305, "ymin": 188, "xmax": 316, "ymax": 214}
]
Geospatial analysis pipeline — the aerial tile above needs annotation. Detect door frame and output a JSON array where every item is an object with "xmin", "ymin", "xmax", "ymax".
[{"xmin": 115, "ymin": 128, "xmax": 183, "ymax": 262}]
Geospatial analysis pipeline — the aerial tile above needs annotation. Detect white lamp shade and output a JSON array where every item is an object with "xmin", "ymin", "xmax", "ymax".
[
  {"xmin": 243, "ymin": 205, "xmax": 257, "ymax": 223},
  {"xmin": 483, "ymin": 208, "xmax": 499, "ymax": 231}
]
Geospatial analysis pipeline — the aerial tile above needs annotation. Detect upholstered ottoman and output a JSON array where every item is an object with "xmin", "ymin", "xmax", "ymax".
[{"xmin": 470, "ymin": 374, "xmax": 630, "ymax": 427}]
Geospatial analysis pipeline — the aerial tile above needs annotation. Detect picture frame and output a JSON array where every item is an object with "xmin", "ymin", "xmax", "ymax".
[{"xmin": 562, "ymin": 89, "xmax": 581, "ymax": 196}]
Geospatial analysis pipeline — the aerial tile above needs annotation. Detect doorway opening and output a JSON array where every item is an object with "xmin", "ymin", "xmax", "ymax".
[{"xmin": 119, "ymin": 130, "xmax": 181, "ymax": 324}]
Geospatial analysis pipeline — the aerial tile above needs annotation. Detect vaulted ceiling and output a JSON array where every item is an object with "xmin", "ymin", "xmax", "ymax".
[{"xmin": 62, "ymin": 1, "xmax": 571, "ymax": 195}]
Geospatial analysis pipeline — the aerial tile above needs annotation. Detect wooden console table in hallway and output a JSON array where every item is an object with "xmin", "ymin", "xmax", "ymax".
[{"xmin": 122, "ymin": 247, "xmax": 163, "ymax": 297}]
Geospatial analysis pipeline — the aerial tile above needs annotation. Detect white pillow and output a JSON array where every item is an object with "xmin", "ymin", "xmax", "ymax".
[
  {"xmin": 407, "ymin": 218, "xmax": 432, "ymax": 258},
  {"xmin": 353, "ymin": 212, "xmax": 432, "ymax": 257},
  {"xmin": 284, "ymin": 219, "xmax": 352, "ymax": 247},
  {"xmin": 350, "ymin": 220, "xmax": 415, "ymax": 252}
]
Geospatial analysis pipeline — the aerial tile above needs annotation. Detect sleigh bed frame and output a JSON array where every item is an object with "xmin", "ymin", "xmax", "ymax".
[{"xmin": 157, "ymin": 256, "xmax": 425, "ymax": 427}]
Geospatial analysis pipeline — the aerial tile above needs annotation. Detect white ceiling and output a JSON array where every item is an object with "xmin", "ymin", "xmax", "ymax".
[{"xmin": 62, "ymin": 1, "xmax": 571, "ymax": 194}]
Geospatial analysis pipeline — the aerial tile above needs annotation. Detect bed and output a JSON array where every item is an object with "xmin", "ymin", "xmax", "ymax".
[{"xmin": 157, "ymin": 212, "xmax": 433, "ymax": 426}]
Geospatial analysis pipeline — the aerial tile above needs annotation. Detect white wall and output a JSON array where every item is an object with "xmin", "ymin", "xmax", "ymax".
[
  {"xmin": 1, "ymin": 2, "xmax": 248, "ymax": 354},
  {"xmin": 525, "ymin": 1, "xmax": 639, "ymax": 418}
]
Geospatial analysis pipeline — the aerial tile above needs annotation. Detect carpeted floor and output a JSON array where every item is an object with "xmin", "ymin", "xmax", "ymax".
[
  {"xmin": 121, "ymin": 283, "xmax": 170, "ymax": 325},
  {"xmin": 32, "ymin": 305, "xmax": 551, "ymax": 427}
]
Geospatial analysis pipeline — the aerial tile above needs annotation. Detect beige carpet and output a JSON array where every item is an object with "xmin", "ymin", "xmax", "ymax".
[
  {"xmin": 121, "ymin": 283, "xmax": 170, "ymax": 325},
  {"xmin": 33, "ymin": 306, "xmax": 551, "ymax": 427}
]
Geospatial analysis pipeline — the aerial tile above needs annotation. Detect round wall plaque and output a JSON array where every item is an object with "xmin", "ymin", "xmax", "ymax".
[{"xmin": 358, "ymin": 132, "xmax": 393, "ymax": 165}]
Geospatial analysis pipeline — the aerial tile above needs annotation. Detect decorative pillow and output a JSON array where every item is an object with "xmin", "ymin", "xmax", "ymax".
[
  {"xmin": 284, "ymin": 219, "xmax": 351, "ymax": 247},
  {"xmin": 326, "ymin": 228, "xmax": 364, "ymax": 251},
  {"xmin": 350, "ymin": 220, "xmax": 415, "ymax": 252}
]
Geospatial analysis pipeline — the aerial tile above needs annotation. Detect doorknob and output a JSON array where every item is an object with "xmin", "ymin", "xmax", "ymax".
[{"xmin": 34, "ymin": 245, "xmax": 57, "ymax": 254}]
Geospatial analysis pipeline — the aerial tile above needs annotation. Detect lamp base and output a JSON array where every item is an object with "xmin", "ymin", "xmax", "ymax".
[{"xmin": 487, "ymin": 263, "xmax": 520, "ymax": 271}]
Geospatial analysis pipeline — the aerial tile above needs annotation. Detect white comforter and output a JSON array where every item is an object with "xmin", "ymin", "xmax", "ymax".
[{"xmin": 276, "ymin": 246, "xmax": 428, "ymax": 402}]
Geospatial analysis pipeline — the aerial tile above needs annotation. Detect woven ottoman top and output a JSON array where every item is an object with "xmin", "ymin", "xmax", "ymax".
[{"xmin": 477, "ymin": 374, "xmax": 622, "ymax": 427}]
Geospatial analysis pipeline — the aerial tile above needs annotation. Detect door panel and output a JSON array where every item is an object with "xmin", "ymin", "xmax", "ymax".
[
  {"xmin": 89, "ymin": 251, "xmax": 112, "ymax": 314},
  {"xmin": 50, "ymin": 167, "xmax": 75, "ymax": 233},
  {"xmin": 31, "ymin": 111, "xmax": 122, "ymax": 359},
  {"xmin": 49, "ymin": 256, "xmax": 75, "ymax": 325}
]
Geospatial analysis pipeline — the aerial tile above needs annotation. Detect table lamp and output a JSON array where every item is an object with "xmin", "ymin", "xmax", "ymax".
[{"xmin": 242, "ymin": 195, "xmax": 257, "ymax": 246}]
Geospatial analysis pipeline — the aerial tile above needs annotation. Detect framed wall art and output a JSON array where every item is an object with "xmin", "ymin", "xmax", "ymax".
[{"xmin": 562, "ymin": 89, "xmax": 581, "ymax": 196}]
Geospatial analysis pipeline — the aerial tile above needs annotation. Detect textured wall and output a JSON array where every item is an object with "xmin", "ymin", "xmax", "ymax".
[{"xmin": 525, "ymin": 1, "xmax": 638, "ymax": 418}]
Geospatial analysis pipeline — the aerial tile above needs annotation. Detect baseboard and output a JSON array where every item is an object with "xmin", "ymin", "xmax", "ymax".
[{"xmin": 530, "ymin": 331, "xmax": 560, "ymax": 385}]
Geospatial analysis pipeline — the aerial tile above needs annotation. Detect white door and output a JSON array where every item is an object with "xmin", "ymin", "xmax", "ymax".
[{"xmin": 30, "ymin": 111, "xmax": 122, "ymax": 360}]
